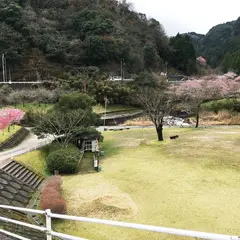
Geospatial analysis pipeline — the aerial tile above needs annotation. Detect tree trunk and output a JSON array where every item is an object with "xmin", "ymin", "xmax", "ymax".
[
  {"xmin": 156, "ymin": 124, "xmax": 163, "ymax": 141},
  {"xmin": 195, "ymin": 105, "xmax": 201, "ymax": 128},
  {"xmin": 195, "ymin": 113, "xmax": 199, "ymax": 128}
]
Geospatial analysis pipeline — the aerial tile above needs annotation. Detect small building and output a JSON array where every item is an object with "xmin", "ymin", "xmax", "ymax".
[{"xmin": 73, "ymin": 131, "xmax": 103, "ymax": 153}]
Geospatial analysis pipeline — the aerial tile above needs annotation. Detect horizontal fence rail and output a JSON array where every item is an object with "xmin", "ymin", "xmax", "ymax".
[
  {"xmin": 0, "ymin": 81, "xmax": 43, "ymax": 84},
  {"xmin": 0, "ymin": 205, "xmax": 239, "ymax": 240}
]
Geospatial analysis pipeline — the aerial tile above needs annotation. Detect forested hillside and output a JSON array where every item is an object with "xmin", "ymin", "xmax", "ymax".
[
  {"xmin": 189, "ymin": 17, "xmax": 240, "ymax": 73},
  {"xmin": 0, "ymin": 0, "xmax": 197, "ymax": 81}
]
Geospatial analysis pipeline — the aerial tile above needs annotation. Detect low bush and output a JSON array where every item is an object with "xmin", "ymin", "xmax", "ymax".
[
  {"xmin": 44, "ymin": 175, "xmax": 62, "ymax": 191},
  {"xmin": 203, "ymin": 98, "xmax": 240, "ymax": 113},
  {"xmin": 40, "ymin": 143, "xmax": 62, "ymax": 158},
  {"xmin": 40, "ymin": 176, "xmax": 66, "ymax": 214},
  {"xmin": 46, "ymin": 146, "xmax": 80, "ymax": 174}
]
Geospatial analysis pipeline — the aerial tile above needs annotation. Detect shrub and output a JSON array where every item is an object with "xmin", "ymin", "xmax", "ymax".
[
  {"xmin": 203, "ymin": 99, "xmax": 240, "ymax": 113},
  {"xmin": 41, "ymin": 142, "xmax": 62, "ymax": 158},
  {"xmin": 40, "ymin": 176, "xmax": 66, "ymax": 214},
  {"xmin": 46, "ymin": 146, "xmax": 80, "ymax": 174},
  {"xmin": 41, "ymin": 190, "xmax": 66, "ymax": 214},
  {"xmin": 44, "ymin": 175, "xmax": 62, "ymax": 192}
]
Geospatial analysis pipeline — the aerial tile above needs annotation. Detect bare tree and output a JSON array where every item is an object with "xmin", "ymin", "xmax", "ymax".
[
  {"xmin": 33, "ymin": 88, "xmax": 55, "ymax": 106},
  {"xmin": 6, "ymin": 91, "xmax": 22, "ymax": 107},
  {"xmin": 135, "ymin": 82, "xmax": 176, "ymax": 141},
  {"xmin": 33, "ymin": 93, "xmax": 100, "ymax": 147},
  {"xmin": 0, "ymin": 85, "xmax": 12, "ymax": 107},
  {"xmin": 33, "ymin": 110, "xmax": 87, "ymax": 148}
]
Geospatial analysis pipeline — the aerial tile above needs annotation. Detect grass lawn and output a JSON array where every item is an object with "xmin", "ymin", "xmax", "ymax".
[
  {"xmin": 203, "ymin": 98, "xmax": 240, "ymax": 109},
  {"xmin": 14, "ymin": 148, "xmax": 94, "ymax": 177},
  {"xmin": 55, "ymin": 127, "xmax": 240, "ymax": 240},
  {"xmin": 14, "ymin": 150, "xmax": 50, "ymax": 177},
  {"xmin": 14, "ymin": 103, "xmax": 53, "ymax": 112},
  {"xmin": 79, "ymin": 152, "xmax": 96, "ymax": 173},
  {"xmin": 0, "ymin": 125, "xmax": 21, "ymax": 143},
  {"xmin": 8, "ymin": 103, "xmax": 138, "ymax": 115},
  {"xmin": 93, "ymin": 104, "xmax": 140, "ymax": 114}
]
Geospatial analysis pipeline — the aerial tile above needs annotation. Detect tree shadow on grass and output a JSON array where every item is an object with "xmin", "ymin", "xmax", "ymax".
[{"xmin": 100, "ymin": 139, "xmax": 122, "ymax": 157}]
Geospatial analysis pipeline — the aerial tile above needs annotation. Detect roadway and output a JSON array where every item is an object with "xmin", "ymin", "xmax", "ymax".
[{"xmin": 0, "ymin": 133, "xmax": 54, "ymax": 168}]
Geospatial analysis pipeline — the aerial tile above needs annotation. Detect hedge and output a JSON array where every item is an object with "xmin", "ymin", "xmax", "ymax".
[
  {"xmin": 46, "ymin": 146, "xmax": 80, "ymax": 174},
  {"xmin": 203, "ymin": 98, "xmax": 240, "ymax": 113},
  {"xmin": 40, "ymin": 176, "xmax": 66, "ymax": 214}
]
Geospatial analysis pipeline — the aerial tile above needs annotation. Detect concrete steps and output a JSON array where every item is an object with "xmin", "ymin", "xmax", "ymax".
[{"xmin": 2, "ymin": 160, "xmax": 43, "ymax": 188}]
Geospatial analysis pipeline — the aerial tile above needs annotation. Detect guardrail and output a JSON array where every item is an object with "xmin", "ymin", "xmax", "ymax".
[
  {"xmin": 0, "ymin": 81, "xmax": 43, "ymax": 84},
  {"xmin": 0, "ymin": 205, "xmax": 239, "ymax": 240}
]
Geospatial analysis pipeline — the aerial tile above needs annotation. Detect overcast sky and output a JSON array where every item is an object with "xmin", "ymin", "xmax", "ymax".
[{"xmin": 130, "ymin": 0, "xmax": 240, "ymax": 36}]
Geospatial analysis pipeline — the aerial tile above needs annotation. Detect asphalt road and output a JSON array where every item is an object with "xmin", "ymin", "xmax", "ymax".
[{"xmin": 0, "ymin": 133, "xmax": 53, "ymax": 168}]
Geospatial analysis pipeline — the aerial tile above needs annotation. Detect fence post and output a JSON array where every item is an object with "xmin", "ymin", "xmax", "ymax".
[{"xmin": 45, "ymin": 209, "xmax": 52, "ymax": 240}]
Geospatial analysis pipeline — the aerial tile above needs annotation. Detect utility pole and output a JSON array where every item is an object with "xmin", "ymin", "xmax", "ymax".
[
  {"xmin": 165, "ymin": 62, "xmax": 168, "ymax": 81},
  {"xmin": 121, "ymin": 58, "xmax": 124, "ymax": 80},
  {"xmin": 2, "ymin": 54, "xmax": 5, "ymax": 82},
  {"xmin": 103, "ymin": 96, "xmax": 108, "ymax": 127},
  {"xmin": 9, "ymin": 68, "xmax": 11, "ymax": 82},
  {"xmin": 83, "ymin": 80, "xmax": 86, "ymax": 94},
  {"xmin": 122, "ymin": 58, "xmax": 125, "ymax": 80},
  {"xmin": 5, "ymin": 56, "xmax": 7, "ymax": 82}
]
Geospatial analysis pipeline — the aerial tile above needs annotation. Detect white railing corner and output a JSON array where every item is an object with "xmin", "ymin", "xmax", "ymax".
[
  {"xmin": 45, "ymin": 209, "xmax": 52, "ymax": 240},
  {"xmin": 0, "ymin": 205, "xmax": 239, "ymax": 240}
]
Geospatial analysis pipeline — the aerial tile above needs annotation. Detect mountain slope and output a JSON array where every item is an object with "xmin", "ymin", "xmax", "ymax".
[
  {"xmin": 189, "ymin": 17, "xmax": 240, "ymax": 71},
  {"xmin": 0, "ymin": 0, "xmax": 170, "ymax": 80}
]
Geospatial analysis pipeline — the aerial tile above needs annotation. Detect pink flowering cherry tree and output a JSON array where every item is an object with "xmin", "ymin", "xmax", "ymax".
[
  {"xmin": 176, "ymin": 77, "xmax": 240, "ymax": 128},
  {"xmin": 0, "ymin": 108, "xmax": 25, "ymax": 133}
]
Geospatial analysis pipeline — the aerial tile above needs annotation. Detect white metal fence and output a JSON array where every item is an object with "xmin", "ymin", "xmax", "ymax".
[{"xmin": 0, "ymin": 205, "xmax": 239, "ymax": 240}]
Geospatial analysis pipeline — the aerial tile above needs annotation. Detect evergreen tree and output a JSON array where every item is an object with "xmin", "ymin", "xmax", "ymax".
[{"xmin": 169, "ymin": 34, "xmax": 196, "ymax": 75}]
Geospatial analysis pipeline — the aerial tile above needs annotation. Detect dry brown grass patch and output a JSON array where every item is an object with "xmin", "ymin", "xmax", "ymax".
[
  {"xmin": 62, "ymin": 176, "xmax": 138, "ymax": 220},
  {"xmin": 201, "ymin": 111, "xmax": 240, "ymax": 125}
]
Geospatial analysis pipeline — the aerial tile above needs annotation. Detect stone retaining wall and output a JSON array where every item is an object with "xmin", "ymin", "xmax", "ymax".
[{"xmin": 0, "ymin": 128, "xmax": 29, "ymax": 152}]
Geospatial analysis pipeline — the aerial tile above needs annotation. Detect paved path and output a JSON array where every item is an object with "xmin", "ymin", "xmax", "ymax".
[{"xmin": 0, "ymin": 133, "xmax": 53, "ymax": 168}]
